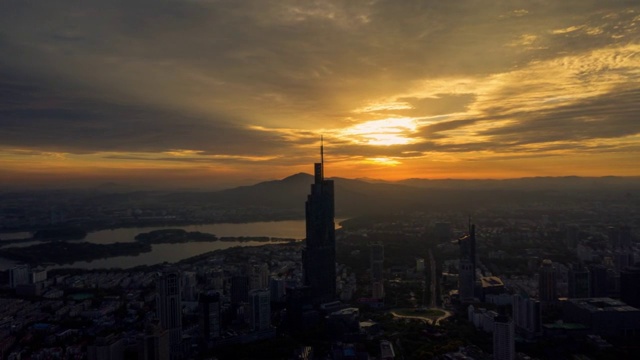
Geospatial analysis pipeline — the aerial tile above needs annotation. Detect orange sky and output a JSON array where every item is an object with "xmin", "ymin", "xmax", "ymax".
[{"xmin": 1, "ymin": 1, "xmax": 640, "ymax": 189}]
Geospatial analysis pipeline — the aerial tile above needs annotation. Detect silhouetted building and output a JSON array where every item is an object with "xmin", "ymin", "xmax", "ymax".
[
  {"xmin": 568, "ymin": 264, "xmax": 590, "ymax": 298},
  {"xmin": 9, "ymin": 264, "xmax": 30, "ymax": 288},
  {"xmin": 459, "ymin": 224, "xmax": 477, "ymax": 301},
  {"xmin": 156, "ymin": 270, "xmax": 182, "ymax": 359},
  {"xmin": 620, "ymin": 262, "xmax": 640, "ymax": 308},
  {"xmin": 512, "ymin": 294, "xmax": 541, "ymax": 337},
  {"xmin": 87, "ymin": 334, "xmax": 124, "ymax": 360},
  {"xmin": 563, "ymin": 298, "xmax": 640, "ymax": 337},
  {"xmin": 138, "ymin": 323, "xmax": 170, "ymax": 360},
  {"xmin": 493, "ymin": 315, "xmax": 515, "ymax": 360},
  {"xmin": 199, "ymin": 291, "xmax": 221, "ymax": 350},
  {"xmin": 231, "ymin": 275, "xmax": 249, "ymax": 305},
  {"xmin": 302, "ymin": 141, "xmax": 336, "ymax": 303},
  {"xmin": 538, "ymin": 259, "xmax": 556, "ymax": 302},
  {"xmin": 589, "ymin": 265, "xmax": 608, "ymax": 298},
  {"xmin": 370, "ymin": 242, "xmax": 384, "ymax": 299},
  {"xmin": 249, "ymin": 289, "xmax": 271, "ymax": 331}
]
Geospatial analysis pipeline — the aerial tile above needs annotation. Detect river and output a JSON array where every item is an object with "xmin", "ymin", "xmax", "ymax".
[{"xmin": 1, "ymin": 220, "xmax": 344, "ymax": 270}]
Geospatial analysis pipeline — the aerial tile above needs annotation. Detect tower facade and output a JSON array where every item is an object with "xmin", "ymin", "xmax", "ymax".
[
  {"xmin": 249, "ymin": 289, "xmax": 271, "ymax": 331},
  {"xmin": 568, "ymin": 264, "xmax": 590, "ymax": 298},
  {"xmin": 538, "ymin": 259, "xmax": 556, "ymax": 302},
  {"xmin": 370, "ymin": 243, "xmax": 384, "ymax": 299},
  {"xmin": 302, "ymin": 141, "xmax": 336, "ymax": 303},
  {"xmin": 458, "ymin": 224, "xmax": 476, "ymax": 301},
  {"xmin": 620, "ymin": 262, "xmax": 640, "ymax": 308},
  {"xmin": 199, "ymin": 291, "xmax": 221, "ymax": 350},
  {"xmin": 493, "ymin": 315, "xmax": 515, "ymax": 360},
  {"xmin": 156, "ymin": 270, "xmax": 182, "ymax": 359}
]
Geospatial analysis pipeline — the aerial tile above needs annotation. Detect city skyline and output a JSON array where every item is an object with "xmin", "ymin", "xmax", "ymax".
[{"xmin": 2, "ymin": 1, "xmax": 640, "ymax": 188}]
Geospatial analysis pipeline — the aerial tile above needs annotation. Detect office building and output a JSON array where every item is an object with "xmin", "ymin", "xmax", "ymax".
[
  {"xmin": 87, "ymin": 334, "xmax": 124, "ymax": 360},
  {"xmin": 568, "ymin": 264, "xmax": 590, "ymax": 298},
  {"xmin": 493, "ymin": 315, "xmax": 515, "ymax": 360},
  {"xmin": 9, "ymin": 265, "xmax": 30, "ymax": 288},
  {"xmin": 230, "ymin": 275, "xmax": 249, "ymax": 305},
  {"xmin": 458, "ymin": 224, "xmax": 477, "ymax": 301},
  {"xmin": 156, "ymin": 270, "xmax": 182, "ymax": 359},
  {"xmin": 370, "ymin": 243, "xmax": 384, "ymax": 299},
  {"xmin": 538, "ymin": 259, "xmax": 556, "ymax": 302},
  {"xmin": 199, "ymin": 291, "xmax": 221, "ymax": 349},
  {"xmin": 563, "ymin": 298, "xmax": 640, "ymax": 337},
  {"xmin": 302, "ymin": 140, "xmax": 337, "ymax": 303},
  {"xmin": 138, "ymin": 323, "xmax": 170, "ymax": 360},
  {"xmin": 249, "ymin": 289, "xmax": 271, "ymax": 331},
  {"xmin": 620, "ymin": 262, "xmax": 640, "ymax": 308},
  {"xmin": 512, "ymin": 294, "xmax": 541, "ymax": 337},
  {"xmin": 589, "ymin": 265, "xmax": 608, "ymax": 297}
]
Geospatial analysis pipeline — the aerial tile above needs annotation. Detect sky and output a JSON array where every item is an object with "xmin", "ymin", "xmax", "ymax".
[{"xmin": 1, "ymin": 0, "xmax": 640, "ymax": 189}]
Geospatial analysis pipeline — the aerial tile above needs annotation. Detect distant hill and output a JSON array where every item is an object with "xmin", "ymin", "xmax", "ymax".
[
  {"xmin": 194, "ymin": 174, "xmax": 640, "ymax": 217},
  {"xmin": 5, "ymin": 175, "xmax": 638, "ymax": 224}
]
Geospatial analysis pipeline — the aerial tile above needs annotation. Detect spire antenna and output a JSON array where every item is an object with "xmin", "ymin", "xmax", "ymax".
[{"xmin": 320, "ymin": 135, "xmax": 324, "ymax": 179}]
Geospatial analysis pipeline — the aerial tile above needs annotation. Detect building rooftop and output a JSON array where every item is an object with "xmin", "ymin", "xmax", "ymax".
[
  {"xmin": 480, "ymin": 276, "xmax": 504, "ymax": 288},
  {"xmin": 567, "ymin": 297, "xmax": 640, "ymax": 312}
]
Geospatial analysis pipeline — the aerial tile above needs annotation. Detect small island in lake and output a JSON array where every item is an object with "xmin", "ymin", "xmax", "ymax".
[{"xmin": 135, "ymin": 229, "xmax": 217, "ymax": 243}]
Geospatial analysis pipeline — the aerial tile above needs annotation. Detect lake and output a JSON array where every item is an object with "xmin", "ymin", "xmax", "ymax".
[{"xmin": 1, "ymin": 219, "xmax": 343, "ymax": 270}]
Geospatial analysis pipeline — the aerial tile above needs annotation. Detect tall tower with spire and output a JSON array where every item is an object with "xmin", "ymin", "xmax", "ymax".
[{"xmin": 303, "ymin": 137, "xmax": 336, "ymax": 303}]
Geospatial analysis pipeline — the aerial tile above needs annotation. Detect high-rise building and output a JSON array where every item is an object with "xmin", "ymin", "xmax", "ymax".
[
  {"xmin": 199, "ymin": 291, "xmax": 221, "ymax": 350},
  {"xmin": 589, "ymin": 265, "xmax": 608, "ymax": 298},
  {"xmin": 230, "ymin": 275, "xmax": 249, "ymax": 305},
  {"xmin": 512, "ymin": 294, "xmax": 541, "ymax": 337},
  {"xmin": 493, "ymin": 315, "xmax": 515, "ymax": 360},
  {"xmin": 620, "ymin": 262, "xmax": 640, "ymax": 308},
  {"xmin": 302, "ymin": 140, "xmax": 336, "ymax": 303},
  {"xmin": 249, "ymin": 289, "xmax": 271, "ymax": 331},
  {"xmin": 568, "ymin": 264, "xmax": 590, "ymax": 298},
  {"xmin": 138, "ymin": 323, "xmax": 170, "ymax": 360},
  {"xmin": 458, "ymin": 224, "xmax": 476, "ymax": 301},
  {"xmin": 9, "ymin": 264, "xmax": 30, "ymax": 288},
  {"xmin": 370, "ymin": 242, "xmax": 384, "ymax": 299},
  {"xmin": 87, "ymin": 334, "xmax": 124, "ymax": 360},
  {"xmin": 538, "ymin": 259, "xmax": 556, "ymax": 302},
  {"xmin": 156, "ymin": 270, "xmax": 182, "ymax": 359}
]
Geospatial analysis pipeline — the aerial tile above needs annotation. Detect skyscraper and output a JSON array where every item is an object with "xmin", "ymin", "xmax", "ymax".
[
  {"xmin": 9, "ymin": 264, "xmax": 30, "ymax": 288},
  {"xmin": 493, "ymin": 315, "xmax": 515, "ymax": 360},
  {"xmin": 198, "ymin": 291, "xmax": 221, "ymax": 350},
  {"xmin": 538, "ymin": 259, "xmax": 556, "ymax": 302},
  {"xmin": 568, "ymin": 264, "xmax": 590, "ymax": 298},
  {"xmin": 156, "ymin": 270, "xmax": 182, "ymax": 359},
  {"xmin": 458, "ymin": 224, "xmax": 476, "ymax": 301},
  {"xmin": 249, "ymin": 289, "xmax": 271, "ymax": 331},
  {"xmin": 370, "ymin": 242, "xmax": 384, "ymax": 299},
  {"xmin": 302, "ymin": 140, "xmax": 336, "ymax": 303},
  {"xmin": 620, "ymin": 262, "xmax": 640, "ymax": 308}
]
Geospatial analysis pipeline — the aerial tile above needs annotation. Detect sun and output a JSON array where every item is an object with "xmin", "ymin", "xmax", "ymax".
[{"xmin": 340, "ymin": 117, "xmax": 419, "ymax": 146}]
